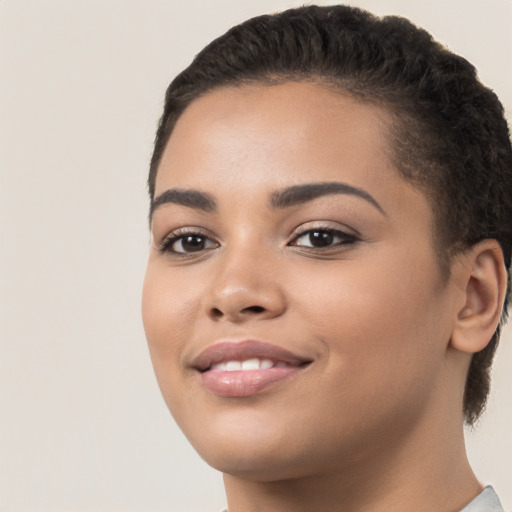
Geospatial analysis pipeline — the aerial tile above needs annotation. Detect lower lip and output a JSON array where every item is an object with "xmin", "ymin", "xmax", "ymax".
[{"xmin": 200, "ymin": 366, "xmax": 303, "ymax": 398}]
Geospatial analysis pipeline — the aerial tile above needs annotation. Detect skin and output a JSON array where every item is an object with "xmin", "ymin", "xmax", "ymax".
[{"xmin": 142, "ymin": 82, "xmax": 505, "ymax": 511}]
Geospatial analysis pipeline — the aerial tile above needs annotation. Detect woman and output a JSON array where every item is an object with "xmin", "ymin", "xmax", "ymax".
[{"xmin": 142, "ymin": 5, "xmax": 511, "ymax": 511}]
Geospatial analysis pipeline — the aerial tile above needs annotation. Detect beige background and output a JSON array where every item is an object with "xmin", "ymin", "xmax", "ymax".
[{"xmin": 0, "ymin": 1, "xmax": 510, "ymax": 511}]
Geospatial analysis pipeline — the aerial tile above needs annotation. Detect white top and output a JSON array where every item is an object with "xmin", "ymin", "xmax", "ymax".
[{"xmin": 461, "ymin": 486, "xmax": 504, "ymax": 512}]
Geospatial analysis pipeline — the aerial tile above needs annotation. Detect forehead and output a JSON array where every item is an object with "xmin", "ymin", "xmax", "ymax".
[{"xmin": 155, "ymin": 82, "xmax": 430, "ymax": 222}]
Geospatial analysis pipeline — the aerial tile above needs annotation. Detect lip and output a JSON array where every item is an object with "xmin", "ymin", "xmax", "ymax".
[{"xmin": 192, "ymin": 340, "xmax": 312, "ymax": 398}]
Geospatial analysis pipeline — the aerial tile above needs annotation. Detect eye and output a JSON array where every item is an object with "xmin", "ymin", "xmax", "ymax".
[
  {"xmin": 159, "ymin": 231, "xmax": 219, "ymax": 255},
  {"xmin": 290, "ymin": 228, "xmax": 358, "ymax": 249}
]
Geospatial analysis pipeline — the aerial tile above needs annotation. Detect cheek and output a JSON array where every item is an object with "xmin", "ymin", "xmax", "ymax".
[
  {"xmin": 276, "ymin": 256, "xmax": 451, "ymax": 452},
  {"xmin": 141, "ymin": 263, "xmax": 209, "ymax": 428},
  {"xmin": 141, "ymin": 262, "xmax": 199, "ymax": 379},
  {"xmin": 290, "ymin": 253, "xmax": 449, "ymax": 385}
]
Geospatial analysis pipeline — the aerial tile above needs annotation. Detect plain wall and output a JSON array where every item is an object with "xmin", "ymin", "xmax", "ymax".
[{"xmin": 0, "ymin": 1, "xmax": 510, "ymax": 510}]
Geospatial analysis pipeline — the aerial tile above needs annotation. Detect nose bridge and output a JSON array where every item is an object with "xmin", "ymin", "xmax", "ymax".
[{"xmin": 202, "ymin": 231, "xmax": 285, "ymax": 322}]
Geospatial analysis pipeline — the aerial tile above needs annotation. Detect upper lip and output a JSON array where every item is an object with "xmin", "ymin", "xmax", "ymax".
[{"xmin": 192, "ymin": 340, "xmax": 312, "ymax": 372}]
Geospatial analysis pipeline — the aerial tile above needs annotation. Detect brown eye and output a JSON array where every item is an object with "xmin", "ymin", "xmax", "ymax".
[
  {"xmin": 160, "ymin": 232, "xmax": 219, "ymax": 255},
  {"xmin": 308, "ymin": 231, "xmax": 334, "ymax": 247},
  {"xmin": 291, "ymin": 229, "xmax": 357, "ymax": 249},
  {"xmin": 176, "ymin": 235, "xmax": 208, "ymax": 252}
]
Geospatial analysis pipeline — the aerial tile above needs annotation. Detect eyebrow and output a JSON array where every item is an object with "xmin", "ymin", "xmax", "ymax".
[
  {"xmin": 150, "ymin": 188, "xmax": 217, "ymax": 219},
  {"xmin": 269, "ymin": 181, "xmax": 386, "ymax": 215},
  {"xmin": 150, "ymin": 180, "xmax": 386, "ymax": 222}
]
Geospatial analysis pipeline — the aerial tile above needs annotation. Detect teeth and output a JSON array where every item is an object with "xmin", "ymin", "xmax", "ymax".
[
  {"xmin": 241, "ymin": 358, "xmax": 260, "ymax": 370},
  {"xmin": 226, "ymin": 361, "xmax": 242, "ymax": 371},
  {"xmin": 210, "ymin": 358, "xmax": 277, "ymax": 372},
  {"xmin": 260, "ymin": 359, "xmax": 274, "ymax": 370}
]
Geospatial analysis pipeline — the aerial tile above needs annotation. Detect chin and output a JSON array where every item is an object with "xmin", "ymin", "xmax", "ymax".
[
  {"xmin": 183, "ymin": 417, "xmax": 335, "ymax": 482},
  {"xmin": 201, "ymin": 447, "xmax": 313, "ymax": 482},
  {"xmin": 201, "ymin": 435, "xmax": 289, "ymax": 474}
]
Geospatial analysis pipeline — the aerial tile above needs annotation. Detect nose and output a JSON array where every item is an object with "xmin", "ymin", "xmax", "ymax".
[{"xmin": 202, "ymin": 248, "xmax": 287, "ymax": 323}]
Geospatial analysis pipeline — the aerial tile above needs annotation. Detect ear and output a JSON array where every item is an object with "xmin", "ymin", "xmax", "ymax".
[{"xmin": 450, "ymin": 240, "xmax": 508, "ymax": 354}]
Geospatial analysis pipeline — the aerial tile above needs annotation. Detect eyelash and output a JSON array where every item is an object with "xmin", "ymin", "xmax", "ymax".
[
  {"xmin": 158, "ymin": 226, "xmax": 359, "ymax": 256},
  {"xmin": 158, "ymin": 228, "xmax": 218, "ymax": 256},
  {"xmin": 289, "ymin": 227, "xmax": 359, "ymax": 250}
]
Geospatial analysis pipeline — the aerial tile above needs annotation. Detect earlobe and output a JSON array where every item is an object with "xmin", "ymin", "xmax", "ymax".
[{"xmin": 450, "ymin": 240, "xmax": 507, "ymax": 354}]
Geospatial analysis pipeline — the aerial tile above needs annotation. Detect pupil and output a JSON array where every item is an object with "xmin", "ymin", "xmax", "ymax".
[
  {"xmin": 310, "ymin": 231, "xmax": 333, "ymax": 247},
  {"xmin": 183, "ymin": 235, "xmax": 205, "ymax": 252}
]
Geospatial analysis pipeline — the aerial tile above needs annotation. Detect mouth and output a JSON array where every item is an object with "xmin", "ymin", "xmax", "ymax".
[
  {"xmin": 209, "ymin": 358, "xmax": 298, "ymax": 371},
  {"xmin": 192, "ymin": 340, "xmax": 312, "ymax": 398}
]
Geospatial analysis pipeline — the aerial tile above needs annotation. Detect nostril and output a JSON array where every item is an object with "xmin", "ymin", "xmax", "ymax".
[
  {"xmin": 208, "ymin": 304, "xmax": 271, "ymax": 321},
  {"xmin": 242, "ymin": 305, "xmax": 266, "ymax": 314},
  {"xmin": 211, "ymin": 307, "xmax": 223, "ymax": 318}
]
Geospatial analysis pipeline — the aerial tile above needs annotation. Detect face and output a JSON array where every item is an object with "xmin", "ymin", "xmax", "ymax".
[{"xmin": 142, "ymin": 82, "xmax": 460, "ymax": 480}]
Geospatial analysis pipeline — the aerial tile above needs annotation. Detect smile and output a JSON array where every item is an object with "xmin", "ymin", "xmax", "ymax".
[
  {"xmin": 193, "ymin": 340, "xmax": 312, "ymax": 398},
  {"xmin": 210, "ymin": 358, "xmax": 295, "ymax": 371}
]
